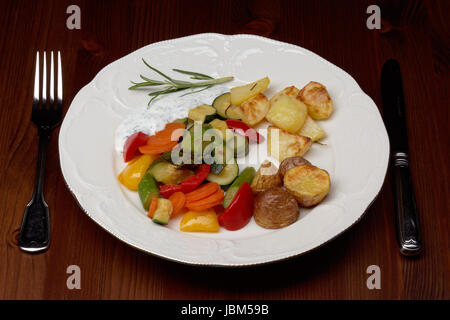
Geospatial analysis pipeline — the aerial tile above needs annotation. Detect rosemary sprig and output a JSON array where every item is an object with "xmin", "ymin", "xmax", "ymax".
[{"xmin": 129, "ymin": 59, "xmax": 233, "ymax": 105}]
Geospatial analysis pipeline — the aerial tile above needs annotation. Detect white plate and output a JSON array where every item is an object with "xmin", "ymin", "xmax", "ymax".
[{"xmin": 59, "ymin": 33, "xmax": 389, "ymax": 266}]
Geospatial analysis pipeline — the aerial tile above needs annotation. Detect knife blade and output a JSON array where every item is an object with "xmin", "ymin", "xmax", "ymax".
[{"xmin": 381, "ymin": 59, "xmax": 422, "ymax": 256}]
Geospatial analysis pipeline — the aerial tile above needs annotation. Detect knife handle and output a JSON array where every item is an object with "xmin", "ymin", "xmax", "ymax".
[{"xmin": 391, "ymin": 152, "xmax": 422, "ymax": 255}]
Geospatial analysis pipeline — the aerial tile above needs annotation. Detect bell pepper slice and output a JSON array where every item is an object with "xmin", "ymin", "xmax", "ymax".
[
  {"xmin": 226, "ymin": 120, "xmax": 264, "ymax": 144},
  {"xmin": 180, "ymin": 164, "xmax": 211, "ymax": 193},
  {"xmin": 180, "ymin": 210, "xmax": 220, "ymax": 232},
  {"xmin": 159, "ymin": 164, "xmax": 211, "ymax": 198},
  {"xmin": 159, "ymin": 184, "xmax": 183, "ymax": 198},
  {"xmin": 123, "ymin": 131, "xmax": 149, "ymax": 162},
  {"xmin": 223, "ymin": 167, "xmax": 255, "ymax": 208},
  {"xmin": 218, "ymin": 182, "xmax": 254, "ymax": 231},
  {"xmin": 138, "ymin": 172, "xmax": 160, "ymax": 211},
  {"xmin": 118, "ymin": 154, "xmax": 155, "ymax": 191}
]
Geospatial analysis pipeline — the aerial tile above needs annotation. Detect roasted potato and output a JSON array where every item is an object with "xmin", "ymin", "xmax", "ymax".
[
  {"xmin": 254, "ymin": 187, "xmax": 300, "ymax": 229},
  {"xmin": 278, "ymin": 156, "xmax": 311, "ymax": 179},
  {"xmin": 230, "ymin": 77, "xmax": 270, "ymax": 105},
  {"xmin": 225, "ymin": 104, "xmax": 244, "ymax": 120},
  {"xmin": 298, "ymin": 115, "xmax": 326, "ymax": 141},
  {"xmin": 298, "ymin": 81, "xmax": 333, "ymax": 120},
  {"xmin": 269, "ymin": 86, "xmax": 300, "ymax": 104},
  {"xmin": 209, "ymin": 119, "xmax": 229, "ymax": 139},
  {"xmin": 267, "ymin": 126, "xmax": 312, "ymax": 161},
  {"xmin": 239, "ymin": 93, "xmax": 270, "ymax": 126},
  {"xmin": 250, "ymin": 160, "xmax": 282, "ymax": 194},
  {"xmin": 266, "ymin": 94, "xmax": 308, "ymax": 133},
  {"xmin": 284, "ymin": 164, "xmax": 330, "ymax": 207}
]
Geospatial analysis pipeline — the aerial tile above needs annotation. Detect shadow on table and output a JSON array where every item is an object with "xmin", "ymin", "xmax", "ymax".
[{"xmin": 156, "ymin": 222, "xmax": 358, "ymax": 297}]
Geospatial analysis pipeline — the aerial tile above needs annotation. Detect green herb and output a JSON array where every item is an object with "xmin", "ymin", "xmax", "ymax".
[{"xmin": 129, "ymin": 59, "xmax": 234, "ymax": 105}]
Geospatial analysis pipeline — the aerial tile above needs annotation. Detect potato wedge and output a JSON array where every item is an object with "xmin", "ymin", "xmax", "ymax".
[
  {"xmin": 284, "ymin": 164, "xmax": 330, "ymax": 207},
  {"xmin": 298, "ymin": 81, "xmax": 333, "ymax": 120},
  {"xmin": 225, "ymin": 104, "xmax": 243, "ymax": 120},
  {"xmin": 251, "ymin": 160, "xmax": 282, "ymax": 194},
  {"xmin": 278, "ymin": 156, "xmax": 311, "ymax": 179},
  {"xmin": 230, "ymin": 77, "xmax": 270, "ymax": 105},
  {"xmin": 266, "ymin": 94, "xmax": 308, "ymax": 133},
  {"xmin": 239, "ymin": 93, "xmax": 270, "ymax": 126},
  {"xmin": 209, "ymin": 119, "xmax": 229, "ymax": 139},
  {"xmin": 267, "ymin": 126, "xmax": 312, "ymax": 161},
  {"xmin": 254, "ymin": 187, "xmax": 299, "ymax": 229},
  {"xmin": 269, "ymin": 86, "xmax": 300, "ymax": 104},
  {"xmin": 298, "ymin": 115, "xmax": 326, "ymax": 141}
]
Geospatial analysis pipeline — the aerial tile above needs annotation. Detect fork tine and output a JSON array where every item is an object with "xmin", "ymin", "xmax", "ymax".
[
  {"xmin": 57, "ymin": 51, "xmax": 63, "ymax": 105},
  {"xmin": 42, "ymin": 51, "xmax": 47, "ymax": 106},
  {"xmin": 33, "ymin": 52, "xmax": 39, "ymax": 105},
  {"xmin": 49, "ymin": 51, "xmax": 54, "ymax": 106}
]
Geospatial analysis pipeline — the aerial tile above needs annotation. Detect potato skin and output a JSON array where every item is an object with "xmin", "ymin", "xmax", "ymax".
[
  {"xmin": 298, "ymin": 81, "xmax": 333, "ymax": 120},
  {"xmin": 254, "ymin": 187, "xmax": 300, "ymax": 229},
  {"xmin": 251, "ymin": 161, "xmax": 282, "ymax": 194},
  {"xmin": 284, "ymin": 165, "xmax": 330, "ymax": 207},
  {"xmin": 278, "ymin": 156, "xmax": 311, "ymax": 179}
]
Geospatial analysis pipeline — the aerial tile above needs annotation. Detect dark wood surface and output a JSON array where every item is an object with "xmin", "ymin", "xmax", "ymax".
[{"xmin": 0, "ymin": 0, "xmax": 448, "ymax": 299}]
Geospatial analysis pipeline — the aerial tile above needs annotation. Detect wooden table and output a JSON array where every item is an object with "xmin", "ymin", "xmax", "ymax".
[{"xmin": 0, "ymin": 0, "xmax": 448, "ymax": 300}]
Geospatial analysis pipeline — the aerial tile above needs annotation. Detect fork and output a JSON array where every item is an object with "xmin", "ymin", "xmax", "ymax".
[{"xmin": 18, "ymin": 51, "xmax": 63, "ymax": 253}]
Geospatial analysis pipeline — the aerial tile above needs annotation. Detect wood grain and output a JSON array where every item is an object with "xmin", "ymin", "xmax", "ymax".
[{"xmin": 0, "ymin": 0, "xmax": 448, "ymax": 299}]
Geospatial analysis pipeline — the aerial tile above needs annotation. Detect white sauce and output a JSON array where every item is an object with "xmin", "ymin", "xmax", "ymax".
[{"xmin": 115, "ymin": 86, "xmax": 228, "ymax": 153}]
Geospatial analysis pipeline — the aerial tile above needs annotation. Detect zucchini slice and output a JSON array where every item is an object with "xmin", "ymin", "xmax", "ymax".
[
  {"xmin": 152, "ymin": 198, "xmax": 173, "ymax": 225},
  {"xmin": 206, "ymin": 161, "xmax": 239, "ymax": 185},
  {"xmin": 212, "ymin": 92, "xmax": 231, "ymax": 118},
  {"xmin": 188, "ymin": 105, "xmax": 216, "ymax": 123},
  {"xmin": 149, "ymin": 161, "xmax": 194, "ymax": 185}
]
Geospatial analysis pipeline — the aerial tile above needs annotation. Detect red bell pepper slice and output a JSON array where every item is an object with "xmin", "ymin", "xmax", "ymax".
[
  {"xmin": 180, "ymin": 164, "xmax": 211, "ymax": 193},
  {"xmin": 225, "ymin": 120, "xmax": 264, "ymax": 144},
  {"xmin": 159, "ymin": 184, "xmax": 182, "ymax": 198},
  {"xmin": 218, "ymin": 182, "xmax": 254, "ymax": 231},
  {"xmin": 123, "ymin": 131, "xmax": 149, "ymax": 162},
  {"xmin": 159, "ymin": 164, "xmax": 211, "ymax": 197}
]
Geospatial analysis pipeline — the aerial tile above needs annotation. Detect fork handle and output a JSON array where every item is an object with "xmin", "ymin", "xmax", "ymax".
[{"xmin": 18, "ymin": 134, "xmax": 50, "ymax": 252}]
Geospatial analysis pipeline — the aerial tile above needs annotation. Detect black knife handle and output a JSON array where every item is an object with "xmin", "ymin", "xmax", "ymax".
[{"xmin": 391, "ymin": 152, "xmax": 422, "ymax": 255}]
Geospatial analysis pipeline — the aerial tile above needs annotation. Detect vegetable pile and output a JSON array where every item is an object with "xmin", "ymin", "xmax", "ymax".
[{"xmin": 119, "ymin": 75, "xmax": 334, "ymax": 232}]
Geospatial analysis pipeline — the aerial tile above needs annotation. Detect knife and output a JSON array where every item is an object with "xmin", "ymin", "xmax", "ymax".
[{"xmin": 381, "ymin": 59, "xmax": 422, "ymax": 256}]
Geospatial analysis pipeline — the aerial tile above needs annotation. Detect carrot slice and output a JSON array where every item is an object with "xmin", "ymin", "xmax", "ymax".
[
  {"xmin": 139, "ymin": 141, "xmax": 178, "ymax": 154},
  {"xmin": 144, "ymin": 123, "xmax": 186, "ymax": 149},
  {"xmin": 186, "ymin": 189, "xmax": 225, "ymax": 211},
  {"xmin": 147, "ymin": 197, "xmax": 158, "ymax": 218},
  {"xmin": 156, "ymin": 123, "xmax": 185, "ymax": 141},
  {"xmin": 185, "ymin": 182, "xmax": 220, "ymax": 203},
  {"xmin": 169, "ymin": 192, "xmax": 186, "ymax": 215},
  {"xmin": 165, "ymin": 122, "xmax": 185, "ymax": 131},
  {"xmin": 146, "ymin": 135, "xmax": 173, "ymax": 147},
  {"xmin": 186, "ymin": 199, "xmax": 224, "ymax": 212}
]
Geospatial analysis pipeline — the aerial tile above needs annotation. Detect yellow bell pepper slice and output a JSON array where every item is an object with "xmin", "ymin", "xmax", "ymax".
[
  {"xmin": 180, "ymin": 210, "xmax": 220, "ymax": 232},
  {"xmin": 118, "ymin": 154, "xmax": 155, "ymax": 191}
]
